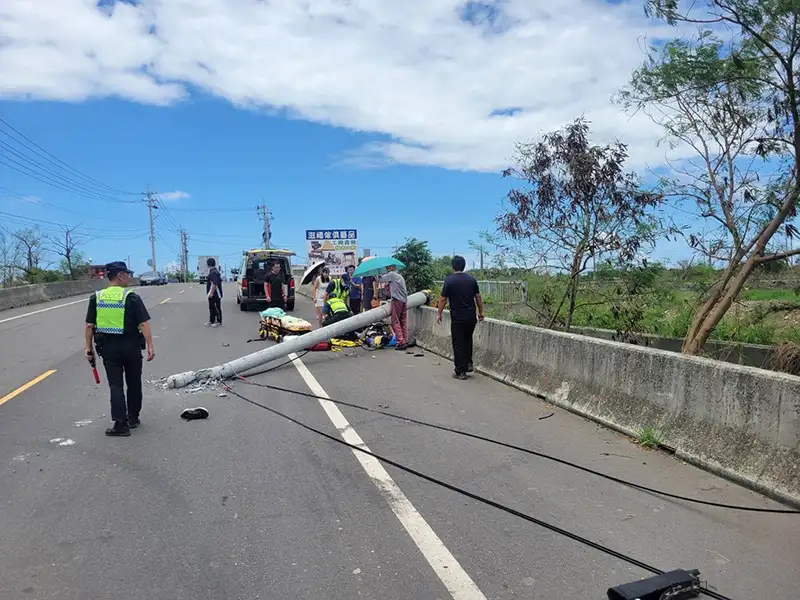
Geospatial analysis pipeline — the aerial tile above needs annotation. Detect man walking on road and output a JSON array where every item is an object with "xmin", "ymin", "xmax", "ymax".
[
  {"xmin": 437, "ymin": 256, "xmax": 484, "ymax": 380},
  {"xmin": 380, "ymin": 265, "xmax": 408, "ymax": 350},
  {"xmin": 84, "ymin": 262, "xmax": 155, "ymax": 436},
  {"xmin": 205, "ymin": 257, "xmax": 223, "ymax": 327}
]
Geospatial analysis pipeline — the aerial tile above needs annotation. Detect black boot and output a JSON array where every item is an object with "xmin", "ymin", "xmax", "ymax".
[
  {"xmin": 128, "ymin": 416, "xmax": 140, "ymax": 429},
  {"xmin": 105, "ymin": 422, "xmax": 131, "ymax": 437}
]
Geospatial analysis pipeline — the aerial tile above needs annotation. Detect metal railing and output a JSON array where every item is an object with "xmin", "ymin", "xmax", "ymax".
[{"xmin": 435, "ymin": 280, "xmax": 527, "ymax": 305}]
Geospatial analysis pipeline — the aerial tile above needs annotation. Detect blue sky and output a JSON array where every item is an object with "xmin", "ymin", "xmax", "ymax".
[
  {"xmin": 0, "ymin": 97, "xmax": 513, "ymax": 274},
  {"xmin": 0, "ymin": 0, "xmax": 694, "ymax": 275}
]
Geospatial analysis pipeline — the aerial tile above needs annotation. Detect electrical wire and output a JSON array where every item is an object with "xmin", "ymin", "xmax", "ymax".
[
  {"xmin": 222, "ymin": 383, "xmax": 734, "ymax": 600},
  {"xmin": 0, "ymin": 156, "xmax": 141, "ymax": 204},
  {"xmin": 0, "ymin": 210, "xmax": 147, "ymax": 235},
  {"xmin": 0, "ymin": 116, "xmax": 138, "ymax": 197},
  {"xmin": 233, "ymin": 366, "xmax": 799, "ymax": 514},
  {"xmin": 0, "ymin": 139, "xmax": 134, "ymax": 202},
  {"xmin": 238, "ymin": 351, "xmax": 310, "ymax": 377},
  {"xmin": 0, "ymin": 186, "xmax": 135, "ymax": 225}
]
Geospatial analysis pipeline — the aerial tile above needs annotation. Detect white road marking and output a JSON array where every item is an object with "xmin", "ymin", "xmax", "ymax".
[
  {"xmin": 290, "ymin": 353, "xmax": 487, "ymax": 600},
  {"xmin": 0, "ymin": 297, "xmax": 86, "ymax": 324},
  {"xmin": 0, "ymin": 285, "xmax": 162, "ymax": 325}
]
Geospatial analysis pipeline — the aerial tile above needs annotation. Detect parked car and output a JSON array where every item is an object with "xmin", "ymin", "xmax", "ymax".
[
  {"xmin": 140, "ymin": 271, "xmax": 167, "ymax": 286},
  {"xmin": 236, "ymin": 249, "xmax": 296, "ymax": 311}
]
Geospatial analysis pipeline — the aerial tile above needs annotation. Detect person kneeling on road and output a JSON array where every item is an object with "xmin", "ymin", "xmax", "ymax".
[
  {"xmin": 321, "ymin": 295, "xmax": 352, "ymax": 328},
  {"xmin": 84, "ymin": 261, "xmax": 155, "ymax": 437}
]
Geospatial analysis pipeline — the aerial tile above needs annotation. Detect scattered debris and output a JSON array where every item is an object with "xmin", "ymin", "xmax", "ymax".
[
  {"xmin": 600, "ymin": 452, "xmax": 632, "ymax": 459},
  {"xmin": 74, "ymin": 419, "xmax": 92, "ymax": 427},
  {"xmin": 538, "ymin": 412, "xmax": 554, "ymax": 420},
  {"xmin": 222, "ymin": 342, "xmax": 230, "ymax": 347},
  {"xmin": 217, "ymin": 392, "xmax": 228, "ymax": 398},
  {"xmin": 49, "ymin": 438, "xmax": 75, "ymax": 446}
]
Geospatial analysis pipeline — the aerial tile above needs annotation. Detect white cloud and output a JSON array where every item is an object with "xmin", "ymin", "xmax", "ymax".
[
  {"xmin": 0, "ymin": 0, "xmax": 683, "ymax": 172},
  {"xmin": 160, "ymin": 190, "xmax": 190, "ymax": 201}
]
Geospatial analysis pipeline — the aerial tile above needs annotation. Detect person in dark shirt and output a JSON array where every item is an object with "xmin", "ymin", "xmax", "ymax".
[
  {"xmin": 361, "ymin": 273, "xmax": 376, "ymax": 310},
  {"xmin": 85, "ymin": 261, "xmax": 154, "ymax": 436},
  {"xmin": 345, "ymin": 265, "xmax": 363, "ymax": 313},
  {"xmin": 263, "ymin": 262, "xmax": 287, "ymax": 309},
  {"xmin": 205, "ymin": 257, "xmax": 224, "ymax": 326},
  {"xmin": 436, "ymin": 255, "xmax": 484, "ymax": 380}
]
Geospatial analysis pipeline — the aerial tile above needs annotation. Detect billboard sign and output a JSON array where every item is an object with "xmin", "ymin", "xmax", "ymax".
[{"xmin": 306, "ymin": 229, "xmax": 358, "ymax": 276}]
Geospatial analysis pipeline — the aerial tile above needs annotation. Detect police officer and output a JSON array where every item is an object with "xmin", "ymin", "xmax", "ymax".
[
  {"xmin": 84, "ymin": 261, "xmax": 155, "ymax": 437},
  {"xmin": 323, "ymin": 275, "xmax": 349, "ymax": 306},
  {"xmin": 321, "ymin": 294, "xmax": 352, "ymax": 327}
]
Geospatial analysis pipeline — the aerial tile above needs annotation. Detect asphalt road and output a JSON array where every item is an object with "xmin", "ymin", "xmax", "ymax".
[{"xmin": 0, "ymin": 284, "xmax": 798, "ymax": 600}]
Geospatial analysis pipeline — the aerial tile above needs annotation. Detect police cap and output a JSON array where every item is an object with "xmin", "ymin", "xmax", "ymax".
[{"xmin": 106, "ymin": 261, "xmax": 134, "ymax": 278}]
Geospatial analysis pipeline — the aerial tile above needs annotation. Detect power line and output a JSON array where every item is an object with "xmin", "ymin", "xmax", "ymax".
[
  {"xmin": 0, "ymin": 156, "xmax": 139, "ymax": 204},
  {"xmin": 0, "ymin": 116, "xmax": 138, "ymax": 197},
  {"xmin": 0, "ymin": 185, "xmax": 134, "ymax": 224},
  {"xmin": 163, "ymin": 206, "xmax": 254, "ymax": 213},
  {"xmin": 0, "ymin": 210, "xmax": 147, "ymax": 234},
  {"xmin": 224, "ymin": 383, "xmax": 734, "ymax": 600},
  {"xmin": 0, "ymin": 139, "xmax": 136, "ymax": 203}
]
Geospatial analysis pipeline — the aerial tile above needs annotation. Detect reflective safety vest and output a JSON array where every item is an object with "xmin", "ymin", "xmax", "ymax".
[
  {"xmin": 329, "ymin": 278, "xmax": 347, "ymax": 299},
  {"xmin": 326, "ymin": 296, "xmax": 349, "ymax": 315},
  {"xmin": 95, "ymin": 286, "xmax": 131, "ymax": 334}
]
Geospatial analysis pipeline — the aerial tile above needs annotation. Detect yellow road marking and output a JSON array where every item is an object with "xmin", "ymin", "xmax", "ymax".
[
  {"xmin": 0, "ymin": 370, "xmax": 57, "ymax": 408},
  {"xmin": 160, "ymin": 298, "xmax": 171, "ymax": 304}
]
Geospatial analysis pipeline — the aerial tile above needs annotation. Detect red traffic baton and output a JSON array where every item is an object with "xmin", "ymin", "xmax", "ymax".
[{"xmin": 89, "ymin": 356, "xmax": 100, "ymax": 384}]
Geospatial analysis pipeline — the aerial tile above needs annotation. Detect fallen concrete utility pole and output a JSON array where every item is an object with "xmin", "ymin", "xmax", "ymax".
[{"xmin": 167, "ymin": 291, "xmax": 432, "ymax": 389}]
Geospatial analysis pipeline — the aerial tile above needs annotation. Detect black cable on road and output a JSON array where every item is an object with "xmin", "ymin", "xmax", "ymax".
[
  {"xmin": 235, "ymin": 374, "xmax": 799, "ymax": 514},
  {"xmin": 223, "ymin": 383, "xmax": 735, "ymax": 600}
]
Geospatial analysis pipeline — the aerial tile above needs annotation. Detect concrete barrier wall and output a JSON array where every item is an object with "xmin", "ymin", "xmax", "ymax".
[
  {"xmin": 0, "ymin": 279, "xmax": 140, "ymax": 312},
  {"xmin": 568, "ymin": 325, "xmax": 773, "ymax": 369},
  {"xmin": 410, "ymin": 307, "xmax": 800, "ymax": 506}
]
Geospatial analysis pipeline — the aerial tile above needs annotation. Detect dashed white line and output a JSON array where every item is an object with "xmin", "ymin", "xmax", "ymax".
[{"xmin": 290, "ymin": 353, "xmax": 487, "ymax": 600}]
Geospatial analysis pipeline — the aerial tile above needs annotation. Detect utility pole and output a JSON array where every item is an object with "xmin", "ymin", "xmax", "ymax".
[
  {"xmin": 179, "ymin": 228, "xmax": 189, "ymax": 283},
  {"xmin": 145, "ymin": 189, "xmax": 158, "ymax": 272},
  {"xmin": 478, "ymin": 244, "xmax": 485, "ymax": 270},
  {"xmin": 257, "ymin": 202, "xmax": 272, "ymax": 249}
]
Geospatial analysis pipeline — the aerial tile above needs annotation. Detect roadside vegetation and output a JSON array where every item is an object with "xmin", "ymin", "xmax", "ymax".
[{"xmin": 428, "ymin": 0, "xmax": 800, "ymax": 367}]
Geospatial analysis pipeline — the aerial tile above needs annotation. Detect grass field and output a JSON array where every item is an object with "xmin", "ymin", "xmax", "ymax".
[{"xmin": 477, "ymin": 269, "xmax": 800, "ymax": 347}]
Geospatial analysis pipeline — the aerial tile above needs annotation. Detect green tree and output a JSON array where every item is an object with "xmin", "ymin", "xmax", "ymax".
[
  {"xmin": 495, "ymin": 117, "xmax": 663, "ymax": 330},
  {"xmin": 393, "ymin": 238, "xmax": 434, "ymax": 293},
  {"xmin": 621, "ymin": 0, "xmax": 800, "ymax": 354},
  {"xmin": 431, "ymin": 255, "xmax": 453, "ymax": 280}
]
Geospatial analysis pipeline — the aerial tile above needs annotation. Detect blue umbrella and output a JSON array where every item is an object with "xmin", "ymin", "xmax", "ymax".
[{"xmin": 352, "ymin": 256, "xmax": 405, "ymax": 277}]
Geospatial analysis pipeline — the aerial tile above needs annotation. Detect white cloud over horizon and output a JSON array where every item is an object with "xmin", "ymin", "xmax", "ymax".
[
  {"xmin": 159, "ymin": 190, "xmax": 190, "ymax": 201},
  {"xmin": 0, "ymin": 0, "xmax": 683, "ymax": 173}
]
